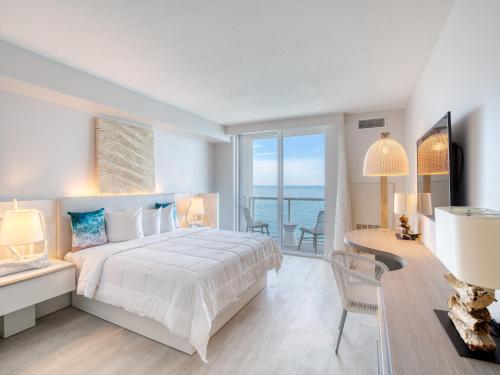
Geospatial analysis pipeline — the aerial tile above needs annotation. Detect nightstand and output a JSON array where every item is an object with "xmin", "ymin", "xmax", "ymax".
[{"xmin": 0, "ymin": 259, "xmax": 75, "ymax": 338}]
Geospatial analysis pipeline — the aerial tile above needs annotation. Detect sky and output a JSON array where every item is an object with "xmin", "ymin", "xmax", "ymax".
[{"xmin": 252, "ymin": 133, "xmax": 325, "ymax": 186}]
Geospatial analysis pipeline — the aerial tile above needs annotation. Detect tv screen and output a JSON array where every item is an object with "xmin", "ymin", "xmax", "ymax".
[{"xmin": 417, "ymin": 112, "xmax": 453, "ymax": 218}]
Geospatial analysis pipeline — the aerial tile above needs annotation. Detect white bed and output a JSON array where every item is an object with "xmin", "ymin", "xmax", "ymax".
[{"xmin": 56, "ymin": 194, "xmax": 282, "ymax": 363}]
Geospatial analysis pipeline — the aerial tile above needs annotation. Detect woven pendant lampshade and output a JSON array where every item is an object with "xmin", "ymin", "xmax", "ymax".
[
  {"xmin": 363, "ymin": 133, "xmax": 409, "ymax": 176},
  {"xmin": 363, "ymin": 133, "xmax": 409, "ymax": 229},
  {"xmin": 417, "ymin": 131, "xmax": 449, "ymax": 175}
]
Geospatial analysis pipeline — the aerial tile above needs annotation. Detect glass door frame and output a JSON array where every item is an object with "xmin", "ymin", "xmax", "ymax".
[
  {"xmin": 236, "ymin": 131, "xmax": 282, "ymax": 248},
  {"xmin": 236, "ymin": 127, "xmax": 324, "ymax": 258}
]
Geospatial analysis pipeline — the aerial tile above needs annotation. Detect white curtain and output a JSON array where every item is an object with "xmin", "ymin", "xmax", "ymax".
[{"xmin": 329, "ymin": 123, "xmax": 352, "ymax": 258}]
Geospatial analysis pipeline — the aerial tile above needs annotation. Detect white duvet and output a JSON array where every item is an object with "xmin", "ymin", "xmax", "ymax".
[{"xmin": 65, "ymin": 228, "xmax": 282, "ymax": 362}]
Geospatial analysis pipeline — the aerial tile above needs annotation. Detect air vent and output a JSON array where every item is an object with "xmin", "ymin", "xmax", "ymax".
[
  {"xmin": 358, "ymin": 118, "xmax": 385, "ymax": 130},
  {"xmin": 355, "ymin": 223, "xmax": 380, "ymax": 230}
]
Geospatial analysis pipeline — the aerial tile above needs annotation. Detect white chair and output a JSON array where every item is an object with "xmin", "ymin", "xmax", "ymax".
[
  {"xmin": 328, "ymin": 250, "xmax": 389, "ymax": 353},
  {"xmin": 242, "ymin": 207, "xmax": 270, "ymax": 234},
  {"xmin": 297, "ymin": 210, "xmax": 324, "ymax": 252}
]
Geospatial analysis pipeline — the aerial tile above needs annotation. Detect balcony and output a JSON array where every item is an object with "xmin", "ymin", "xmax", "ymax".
[{"xmin": 249, "ymin": 196, "xmax": 325, "ymax": 256}]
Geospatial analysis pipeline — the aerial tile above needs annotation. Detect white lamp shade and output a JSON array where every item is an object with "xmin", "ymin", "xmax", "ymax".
[
  {"xmin": 188, "ymin": 198, "xmax": 205, "ymax": 216},
  {"xmin": 363, "ymin": 135, "xmax": 409, "ymax": 176},
  {"xmin": 0, "ymin": 209, "xmax": 45, "ymax": 246},
  {"xmin": 435, "ymin": 207, "xmax": 500, "ymax": 289},
  {"xmin": 417, "ymin": 193, "xmax": 433, "ymax": 216},
  {"xmin": 394, "ymin": 193, "xmax": 414, "ymax": 215}
]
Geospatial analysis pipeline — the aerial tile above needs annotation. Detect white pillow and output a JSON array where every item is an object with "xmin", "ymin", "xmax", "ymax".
[
  {"xmin": 142, "ymin": 208, "xmax": 161, "ymax": 236},
  {"xmin": 105, "ymin": 207, "xmax": 143, "ymax": 242},
  {"xmin": 160, "ymin": 205, "xmax": 176, "ymax": 233}
]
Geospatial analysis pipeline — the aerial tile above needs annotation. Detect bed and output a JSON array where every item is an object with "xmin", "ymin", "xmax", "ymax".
[{"xmin": 56, "ymin": 194, "xmax": 282, "ymax": 363}]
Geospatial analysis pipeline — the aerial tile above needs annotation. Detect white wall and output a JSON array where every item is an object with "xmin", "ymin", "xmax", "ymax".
[
  {"xmin": 0, "ymin": 40, "xmax": 228, "ymax": 142},
  {"xmin": 405, "ymin": 0, "xmax": 500, "ymax": 251},
  {"xmin": 0, "ymin": 90, "xmax": 214, "ymax": 200},
  {"xmin": 345, "ymin": 109, "xmax": 406, "ymax": 229}
]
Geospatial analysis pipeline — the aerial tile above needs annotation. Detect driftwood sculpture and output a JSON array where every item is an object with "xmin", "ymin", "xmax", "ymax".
[{"xmin": 445, "ymin": 273, "xmax": 497, "ymax": 351}]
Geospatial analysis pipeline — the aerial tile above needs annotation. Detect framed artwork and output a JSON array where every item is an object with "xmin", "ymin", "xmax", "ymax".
[{"xmin": 96, "ymin": 118, "xmax": 155, "ymax": 194}]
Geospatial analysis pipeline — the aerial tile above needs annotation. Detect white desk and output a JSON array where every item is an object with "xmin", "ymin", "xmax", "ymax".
[{"xmin": 345, "ymin": 229, "xmax": 500, "ymax": 375}]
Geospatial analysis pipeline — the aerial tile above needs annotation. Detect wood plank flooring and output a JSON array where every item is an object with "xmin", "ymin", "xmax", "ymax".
[{"xmin": 0, "ymin": 255, "xmax": 377, "ymax": 375}]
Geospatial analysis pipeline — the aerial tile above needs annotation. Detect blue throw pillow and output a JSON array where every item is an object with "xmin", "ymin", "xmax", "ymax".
[
  {"xmin": 155, "ymin": 202, "xmax": 173, "ymax": 209},
  {"xmin": 155, "ymin": 202, "xmax": 179, "ymax": 228},
  {"xmin": 68, "ymin": 208, "xmax": 108, "ymax": 251}
]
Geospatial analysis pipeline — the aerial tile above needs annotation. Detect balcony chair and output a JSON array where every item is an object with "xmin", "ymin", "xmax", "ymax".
[
  {"xmin": 297, "ymin": 210, "xmax": 325, "ymax": 253},
  {"xmin": 242, "ymin": 207, "xmax": 270, "ymax": 235},
  {"xmin": 328, "ymin": 250, "xmax": 389, "ymax": 353}
]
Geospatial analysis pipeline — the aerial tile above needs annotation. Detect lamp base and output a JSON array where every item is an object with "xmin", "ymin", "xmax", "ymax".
[
  {"xmin": 395, "ymin": 232, "xmax": 420, "ymax": 241},
  {"xmin": 434, "ymin": 309, "xmax": 500, "ymax": 364}
]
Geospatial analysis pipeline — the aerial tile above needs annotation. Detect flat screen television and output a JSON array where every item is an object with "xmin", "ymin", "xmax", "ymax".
[{"xmin": 417, "ymin": 112, "xmax": 463, "ymax": 218}]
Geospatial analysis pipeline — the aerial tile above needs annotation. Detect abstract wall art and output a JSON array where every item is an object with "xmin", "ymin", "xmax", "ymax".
[{"xmin": 96, "ymin": 118, "xmax": 155, "ymax": 195}]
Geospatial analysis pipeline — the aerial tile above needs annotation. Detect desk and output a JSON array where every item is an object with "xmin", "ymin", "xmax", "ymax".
[{"xmin": 345, "ymin": 229, "xmax": 500, "ymax": 375}]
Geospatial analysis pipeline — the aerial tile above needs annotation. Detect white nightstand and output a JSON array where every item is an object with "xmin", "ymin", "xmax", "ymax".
[{"xmin": 0, "ymin": 259, "xmax": 75, "ymax": 338}]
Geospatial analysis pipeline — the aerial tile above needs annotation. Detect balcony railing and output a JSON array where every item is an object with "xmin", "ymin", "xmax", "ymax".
[
  {"xmin": 251, "ymin": 196, "xmax": 324, "ymax": 223},
  {"xmin": 249, "ymin": 196, "xmax": 325, "ymax": 255}
]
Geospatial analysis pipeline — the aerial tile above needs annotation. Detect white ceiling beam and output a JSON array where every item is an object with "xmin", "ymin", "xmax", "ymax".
[
  {"xmin": 0, "ymin": 40, "xmax": 229, "ymax": 143},
  {"xmin": 224, "ymin": 113, "xmax": 344, "ymax": 135}
]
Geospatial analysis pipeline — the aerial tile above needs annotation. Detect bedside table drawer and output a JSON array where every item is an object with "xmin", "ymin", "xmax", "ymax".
[{"xmin": 0, "ymin": 267, "xmax": 75, "ymax": 316}]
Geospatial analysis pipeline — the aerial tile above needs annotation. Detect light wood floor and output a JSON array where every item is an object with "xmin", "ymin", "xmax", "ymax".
[{"xmin": 0, "ymin": 256, "xmax": 377, "ymax": 375}]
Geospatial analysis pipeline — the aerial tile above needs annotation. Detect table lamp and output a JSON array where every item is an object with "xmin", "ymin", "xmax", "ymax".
[
  {"xmin": 417, "ymin": 192, "xmax": 433, "ymax": 216},
  {"xmin": 393, "ymin": 193, "xmax": 418, "ymax": 240},
  {"xmin": 363, "ymin": 132, "xmax": 409, "ymax": 229},
  {"xmin": 187, "ymin": 197, "xmax": 205, "ymax": 226},
  {"xmin": 435, "ymin": 207, "xmax": 500, "ymax": 361},
  {"xmin": 0, "ymin": 199, "xmax": 49, "ymax": 277}
]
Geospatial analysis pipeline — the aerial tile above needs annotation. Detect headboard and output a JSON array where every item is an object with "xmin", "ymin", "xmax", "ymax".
[{"xmin": 56, "ymin": 194, "xmax": 176, "ymax": 259}]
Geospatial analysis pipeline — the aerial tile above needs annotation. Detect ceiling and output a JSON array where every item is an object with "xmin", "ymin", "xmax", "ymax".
[{"xmin": 0, "ymin": 0, "xmax": 454, "ymax": 125}]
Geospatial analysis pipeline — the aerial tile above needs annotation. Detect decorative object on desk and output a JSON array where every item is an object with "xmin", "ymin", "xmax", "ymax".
[
  {"xmin": 445, "ymin": 273, "xmax": 496, "ymax": 351},
  {"xmin": 0, "ymin": 199, "xmax": 50, "ymax": 277},
  {"xmin": 393, "ymin": 193, "xmax": 420, "ymax": 240},
  {"xmin": 435, "ymin": 207, "xmax": 500, "ymax": 361},
  {"xmin": 186, "ymin": 197, "xmax": 205, "ymax": 226},
  {"xmin": 363, "ymin": 132, "xmax": 409, "ymax": 229},
  {"xmin": 96, "ymin": 118, "xmax": 155, "ymax": 195}
]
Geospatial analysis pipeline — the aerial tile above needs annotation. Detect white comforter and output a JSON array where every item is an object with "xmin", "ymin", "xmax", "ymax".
[{"xmin": 65, "ymin": 228, "xmax": 282, "ymax": 362}]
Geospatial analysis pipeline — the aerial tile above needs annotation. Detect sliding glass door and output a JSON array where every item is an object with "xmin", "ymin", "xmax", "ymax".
[
  {"xmin": 282, "ymin": 131, "xmax": 325, "ymax": 255},
  {"xmin": 238, "ymin": 129, "xmax": 325, "ymax": 257}
]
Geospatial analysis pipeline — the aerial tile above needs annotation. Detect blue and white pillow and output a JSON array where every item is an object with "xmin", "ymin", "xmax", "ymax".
[
  {"xmin": 68, "ymin": 208, "xmax": 108, "ymax": 251},
  {"xmin": 155, "ymin": 202, "xmax": 180, "ymax": 231}
]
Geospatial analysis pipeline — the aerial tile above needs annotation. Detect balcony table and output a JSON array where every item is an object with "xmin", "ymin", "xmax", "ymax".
[{"xmin": 282, "ymin": 223, "xmax": 298, "ymax": 247}]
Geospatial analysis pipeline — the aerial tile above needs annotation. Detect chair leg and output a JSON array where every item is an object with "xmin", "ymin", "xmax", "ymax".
[
  {"xmin": 335, "ymin": 309, "xmax": 348, "ymax": 354},
  {"xmin": 298, "ymin": 231, "xmax": 304, "ymax": 250},
  {"xmin": 313, "ymin": 234, "xmax": 317, "ymax": 253},
  {"xmin": 266, "ymin": 225, "xmax": 270, "ymax": 235},
  {"xmin": 260, "ymin": 225, "xmax": 264, "ymax": 234}
]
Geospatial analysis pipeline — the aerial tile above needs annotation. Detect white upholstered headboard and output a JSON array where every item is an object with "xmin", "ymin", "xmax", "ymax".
[{"xmin": 56, "ymin": 194, "xmax": 176, "ymax": 259}]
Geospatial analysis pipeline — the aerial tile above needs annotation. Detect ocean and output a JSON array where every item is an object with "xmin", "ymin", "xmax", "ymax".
[{"xmin": 250, "ymin": 185, "xmax": 325, "ymax": 239}]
